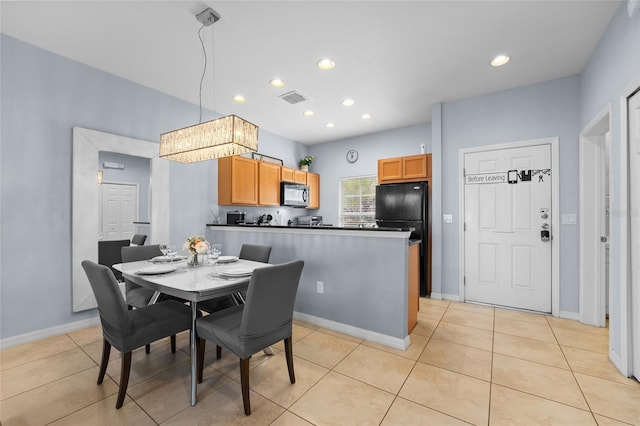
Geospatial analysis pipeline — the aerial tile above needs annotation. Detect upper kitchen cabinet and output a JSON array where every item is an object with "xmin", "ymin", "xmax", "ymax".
[
  {"xmin": 306, "ymin": 172, "xmax": 320, "ymax": 209},
  {"xmin": 218, "ymin": 156, "xmax": 258, "ymax": 205},
  {"xmin": 281, "ymin": 166, "xmax": 307, "ymax": 184},
  {"xmin": 378, "ymin": 154, "xmax": 431, "ymax": 184},
  {"xmin": 258, "ymin": 161, "xmax": 281, "ymax": 206}
]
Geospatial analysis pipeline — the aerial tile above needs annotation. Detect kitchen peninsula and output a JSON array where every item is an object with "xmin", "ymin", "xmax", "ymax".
[{"xmin": 206, "ymin": 224, "xmax": 419, "ymax": 349}]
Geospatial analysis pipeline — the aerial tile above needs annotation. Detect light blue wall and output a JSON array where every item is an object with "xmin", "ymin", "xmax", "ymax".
[
  {"xmin": 307, "ymin": 123, "xmax": 431, "ymax": 225},
  {"xmin": 0, "ymin": 35, "xmax": 305, "ymax": 339},
  {"xmin": 437, "ymin": 75, "xmax": 581, "ymax": 312},
  {"xmin": 579, "ymin": 4, "xmax": 640, "ymax": 363}
]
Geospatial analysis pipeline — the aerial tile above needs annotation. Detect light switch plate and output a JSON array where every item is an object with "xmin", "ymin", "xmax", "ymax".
[
  {"xmin": 443, "ymin": 214, "xmax": 453, "ymax": 224},
  {"xmin": 562, "ymin": 213, "xmax": 577, "ymax": 225}
]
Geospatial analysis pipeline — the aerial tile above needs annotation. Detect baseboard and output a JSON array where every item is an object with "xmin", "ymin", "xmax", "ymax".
[
  {"xmin": 559, "ymin": 310, "xmax": 580, "ymax": 321},
  {"xmin": 293, "ymin": 312, "xmax": 410, "ymax": 350},
  {"xmin": 0, "ymin": 316, "xmax": 101, "ymax": 350},
  {"xmin": 431, "ymin": 293, "xmax": 460, "ymax": 301}
]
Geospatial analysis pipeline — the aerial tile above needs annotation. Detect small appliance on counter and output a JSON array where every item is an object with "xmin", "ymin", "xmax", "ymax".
[
  {"xmin": 256, "ymin": 214, "xmax": 273, "ymax": 226},
  {"xmin": 294, "ymin": 215, "xmax": 323, "ymax": 226},
  {"xmin": 226, "ymin": 211, "xmax": 246, "ymax": 224}
]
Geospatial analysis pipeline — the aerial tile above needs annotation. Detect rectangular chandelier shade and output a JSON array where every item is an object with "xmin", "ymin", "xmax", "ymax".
[{"xmin": 160, "ymin": 115, "xmax": 258, "ymax": 163}]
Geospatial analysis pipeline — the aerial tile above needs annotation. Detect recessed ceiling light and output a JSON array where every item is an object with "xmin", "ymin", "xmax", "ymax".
[
  {"xmin": 326, "ymin": 122, "xmax": 335, "ymax": 128},
  {"xmin": 490, "ymin": 54, "xmax": 510, "ymax": 67},
  {"xmin": 303, "ymin": 110, "xmax": 315, "ymax": 117},
  {"xmin": 232, "ymin": 95, "xmax": 246, "ymax": 103},
  {"xmin": 317, "ymin": 58, "xmax": 336, "ymax": 70},
  {"xmin": 270, "ymin": 79, "xmax": 285, "ymax": 88},
  {"xmin": 361, "ymin": 113, "xmax": 372, "ymax": 120},
  {"xmin": 342, "ymin": 98, "xmax": 355, "ymax": 107}
]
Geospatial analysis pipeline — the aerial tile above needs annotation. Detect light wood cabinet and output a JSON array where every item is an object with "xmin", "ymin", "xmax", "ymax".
[
  {"xmin": 258, "ymin": 161, "xmax": 281, "ymax": 206},
  {"xmin": 408, "ymin": 242, "xmax": 420, "ymax": 332},
  {"xmin": 281, "ymin": 167, "xmax": 295, "ymax": 183},
  {"xmin": 220, "ymin": 158, "xmax": 321, "ymax": 208},
  {"xmin": 378, "ymin": 154, "xmax": 431, "ymax": 184},
  {"xmin": 306, "ymin": 172, "xmax": 320, "ymax": 209},
  {"xmin": 218, "ymin": 156, "xmax": 258, "ymax": 205}
]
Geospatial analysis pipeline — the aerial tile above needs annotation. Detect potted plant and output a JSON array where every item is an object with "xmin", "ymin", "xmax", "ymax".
[{"xmin": 299, "ymin": 155, "xmax": 314, "ymax": 171}]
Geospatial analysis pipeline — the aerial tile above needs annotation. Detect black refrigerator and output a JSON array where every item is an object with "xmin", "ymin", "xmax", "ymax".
[{"xmin": 375, "ymin": 182, "xmax": 429, "ymax": 296}]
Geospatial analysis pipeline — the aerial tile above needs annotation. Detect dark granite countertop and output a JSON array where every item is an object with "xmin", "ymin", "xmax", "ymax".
[{"xmin": 206, "ymin": 223, "xmax": 413, "ymax": 233}]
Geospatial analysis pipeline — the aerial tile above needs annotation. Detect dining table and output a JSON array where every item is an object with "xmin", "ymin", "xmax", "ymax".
[{"xmin": 113, "ymin": 256, "xmax": 272, "ymax": 406}]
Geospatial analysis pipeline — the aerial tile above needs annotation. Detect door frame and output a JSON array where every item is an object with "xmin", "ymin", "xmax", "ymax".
[
  {"xmin": 616, "ymin": 77, "xmax": 640, "ymax": 377},
  {"xmin": 579, "ymin": 104, "xmax": 612, "ymax": 327},
  {"xmin": 458, "ymin": 137, "xmax": 560, "ymax": 317}
]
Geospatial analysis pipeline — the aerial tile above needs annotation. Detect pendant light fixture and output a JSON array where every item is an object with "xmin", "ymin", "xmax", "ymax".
[{"xmin": 160, "ymin": 8, "xmax": 258, "ymax": 163}]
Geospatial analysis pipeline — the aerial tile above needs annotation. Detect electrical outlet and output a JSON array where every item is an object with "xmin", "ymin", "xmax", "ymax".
[
  {"xmin": 317, "ymin": 281, "xmax": 324, "ymax": 294},
  {"xmin": 443, "ymin": 214, "xmax": 453, "ymax": 224}
]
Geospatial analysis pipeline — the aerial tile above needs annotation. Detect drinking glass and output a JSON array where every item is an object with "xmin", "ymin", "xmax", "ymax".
[
  {"xmin": 159, "ymin": 244, "xmax": 170, "ymax": 261},
  {"xmin": 167, "ymin": 245, "xmax": 177, "ymax": 261},
  {"xmin": 209, "ymin": 243, "xmax": 222, "ymax": 262}
]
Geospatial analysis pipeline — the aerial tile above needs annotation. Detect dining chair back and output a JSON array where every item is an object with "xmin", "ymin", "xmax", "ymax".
[
  {"xmin": 121, "ymin": 245, "xmax": 162, "ymax": 309},
  {"xmin": 131, "ymin": 234, "xmax": 147, "ymax": 246},
  {"xmin": 81, "ymin": 260, "xmax": 194, "ymax": 409},
  {"xmin": 238, "ymin": 244, "xmax": 272, "ymax": 263},
  {"xmin": 196, "ymin": 260, "xmax": 304, "ymax": 415},
  {"xmin": 98, "ymin": 239, "xmax": 130, "ymax": 282}
]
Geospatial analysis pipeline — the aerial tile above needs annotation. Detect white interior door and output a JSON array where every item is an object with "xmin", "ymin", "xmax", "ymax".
[
  {"xmin": 464, "ymin": 144, "xmax": 552, "ymax": 312},
  {"xmin": 629, "ymin": 88, "xmax": 640, "ymax": 379},
  {"xmin": 100, "ymin": 183, "xmax": 138, "ymax": 241}
]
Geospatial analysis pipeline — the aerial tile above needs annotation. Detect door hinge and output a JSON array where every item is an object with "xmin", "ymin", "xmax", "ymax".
[
  {"xmin": 464, "ymin": 222, "xmax": 466, "ymax": 231},
  {"xmin": 464, "ymin": 276, "xmax": 466, "ymax": 285}
]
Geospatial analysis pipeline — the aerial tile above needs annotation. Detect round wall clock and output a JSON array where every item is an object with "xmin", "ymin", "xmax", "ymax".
[{"xmin": 346, "ymin": 149, "xmax": 359, "ymax": 163}]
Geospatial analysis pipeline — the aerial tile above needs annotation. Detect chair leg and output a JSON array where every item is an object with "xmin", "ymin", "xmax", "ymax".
[
  {"xmin": 145, "ymin": 344, "xmax": 151, "ymax": 354},
  {"xmin": 239, "ymin": 358, "xmax": 251, "ymax": 415},
  {"xmin": 216, "ymin": 345, "xmax": 222, "ymax": 360},
  {"xmin": 97, "ymin": 339, "xmax": 111, "ymax": 384},
  {"xmin": 171, "ymin": 335, "xmax": 176, "ymax": 353},
  {"xmin": 196, "ymin": 338, "xmax": 206, "ymax": 384},
  {"xmin": 116, "ymin": 352, "xmax": 132, "ymax": 409},
  {"xmin": 284, "ymin": 336, "xmax": 295, "ymax": 384}
]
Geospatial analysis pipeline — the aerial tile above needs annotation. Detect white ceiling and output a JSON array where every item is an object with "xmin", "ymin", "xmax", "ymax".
[{"xmin": 1, "ymin": 1, "xmax": 620, "ymax": 145}]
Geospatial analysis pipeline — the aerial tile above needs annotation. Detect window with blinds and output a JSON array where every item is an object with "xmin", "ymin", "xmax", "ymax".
[{"xmin": 339, "ymin": 176, "xmax": 377, "ymax": 227}]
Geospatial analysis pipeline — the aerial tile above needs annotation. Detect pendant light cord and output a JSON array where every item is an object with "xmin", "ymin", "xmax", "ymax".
[{"xmin": 197, "ymin": 23, "xmax": 207, "ymax": 124}]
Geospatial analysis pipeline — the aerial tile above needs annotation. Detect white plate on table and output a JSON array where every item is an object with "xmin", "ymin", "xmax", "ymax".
[
  {"xmin": 135, "ymin": 265, "xmax": 177, "ymax": 275},
  {"xmin": 219, "ymin": 268, "xmax": 252, "ymax": 278},
  {"xmin": 216, "ymin": 256, "xmax": 239, "ymax": 264},
  {"xmin": 151, "ymin": 255, "xmax": 187, "ymax": 263}
]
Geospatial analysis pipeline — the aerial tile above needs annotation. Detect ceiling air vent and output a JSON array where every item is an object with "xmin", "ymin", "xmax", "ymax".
[{"xmin": 279, "ymin": 90, "xmax": 308, "ymax": 105}]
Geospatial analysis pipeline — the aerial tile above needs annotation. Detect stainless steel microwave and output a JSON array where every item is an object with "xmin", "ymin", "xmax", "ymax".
[{"xmin": 281, "ymin": 182, "xmax": 309, "ymax": 207}]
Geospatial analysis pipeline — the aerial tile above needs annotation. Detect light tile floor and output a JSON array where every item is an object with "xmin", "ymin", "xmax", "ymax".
[{"xmin": 2, "ymin": 299, "xmax": 640, "ymax": 425}]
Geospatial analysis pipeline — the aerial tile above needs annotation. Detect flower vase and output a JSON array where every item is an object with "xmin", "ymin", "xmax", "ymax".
[
  {"xmin": 187, "ymin": 252, "xmax": 200, "ymax": 267},
  {"xmin": 300, "ymin": 165, "xmax": 309, "ymax": 172}
]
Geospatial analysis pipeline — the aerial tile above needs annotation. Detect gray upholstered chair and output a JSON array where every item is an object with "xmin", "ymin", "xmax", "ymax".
[
  {"xmin": 131, "ymin": 234, "xmax": 147, "ymax": 246},
  {"xmin": 197, "ymin": 244, "xmax": 273, "ymax": 314},
  {"xmin": 238, "ymin": 244, "xmax": 272, "ymax": 263},
  {"xmin": 121, "ymin": 245, "xmax": 163, "ymax": 308},
  {"xmin": 196, "ymin": 260, "xmax": 304, "ymax": 415},
  {"xmin": 81, "ymin": 260, "xmax": 194, "ymax": 409},
  {"xmin": 98, "ymin": 239, "xmax": 130, "ymax": 282}
]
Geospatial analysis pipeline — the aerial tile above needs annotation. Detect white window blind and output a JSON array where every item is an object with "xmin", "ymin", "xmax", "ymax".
[{"xmin": 339, "ymin": 176, "xmax": 377, "ymax": 227}]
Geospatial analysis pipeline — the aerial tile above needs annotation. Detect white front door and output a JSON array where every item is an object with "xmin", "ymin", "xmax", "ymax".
[
  {"xmin": 464, "ymin": 144, "xmax": 552, "ymax": 312},
  {"xmin": 629, "ymin": 88, "xmax": 640, "ymax": 379},
  {"xmin": 100, "ymin": 183, "xmax": 138, "ymax": 241}
]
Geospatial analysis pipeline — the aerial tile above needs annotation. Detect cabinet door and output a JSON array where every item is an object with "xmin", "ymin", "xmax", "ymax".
[
  {"xmin": 378, "ymin": 158, "xmax": 403, "ymax": 183},
  {"xmin": 258, "ymin": 162, "xmax": 281, "ymax": 206},
  {"xmin": 294, "ymin": 170, "xmax": 307, "ymax": 184},
  {"xmin": 306, "ymin": 172, "xmax": 320, "ymax": 209},
  {"xmin": 403, "ymin": 154, "xmax": 429, "ymax": 180},
  {"xmin": 281, "ymin": 167, "xmax": 295, "ymax": 183},
  {"xmin": 230, "ymin": 156, "xmax": 258, "ymax": 205}
]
